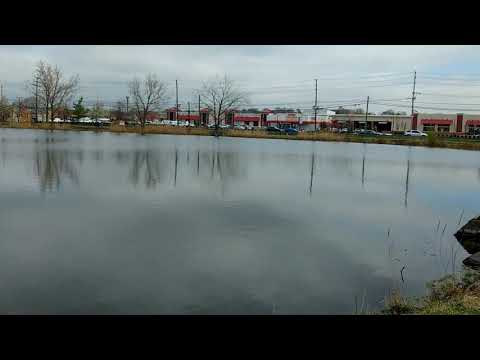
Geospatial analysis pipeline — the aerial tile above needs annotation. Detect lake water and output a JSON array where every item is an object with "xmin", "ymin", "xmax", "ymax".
[{"xmin": 0, "ymin": 128, "xmax": 478, "ymax": 314}]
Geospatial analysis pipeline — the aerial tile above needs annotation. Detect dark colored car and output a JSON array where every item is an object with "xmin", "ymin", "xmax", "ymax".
[
  {"xmin": 266, "ymin": 126, "xmax": 284, "ymax": 134},
  {"xmin": 284, "ymin": 127, "xmax": 298, "ymax": 135}
]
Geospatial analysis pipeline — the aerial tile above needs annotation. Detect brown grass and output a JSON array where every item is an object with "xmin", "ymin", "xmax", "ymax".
[
  {"xmin": 2, "ymin": 122, "xmax": 480, "ymax": 151},
  {"xmin": 382, "ymin": 270, "xmax": 480, "ymax": 315}
]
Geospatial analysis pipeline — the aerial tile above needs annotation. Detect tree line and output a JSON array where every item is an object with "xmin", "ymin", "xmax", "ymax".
[
  {"xmin": 1, "ymin": 60, "xmax": 248, "ymax": 133},
  {"xmin": 1, "ymin": 60, "xmax": 407, "ymax": 130}
]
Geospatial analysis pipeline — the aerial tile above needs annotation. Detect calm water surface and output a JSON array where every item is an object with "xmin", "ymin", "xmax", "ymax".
[{"xmin": 0, "ymin": 128, "xmax": 478, "ymax": 314}]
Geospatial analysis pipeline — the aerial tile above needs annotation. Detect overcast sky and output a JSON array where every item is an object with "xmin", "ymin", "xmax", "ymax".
[{"xmin": 2, "ymin": 45, "xmax": 480, "ymax": 113}]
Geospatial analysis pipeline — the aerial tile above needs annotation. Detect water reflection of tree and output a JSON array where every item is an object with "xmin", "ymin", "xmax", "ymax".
[
  {"xmin": 128, "ymin": 149, "xmax": 165, "ymax": 189},
  {"xmin": 34, "ymin": 145, "xmax": 79, "ymax": 192},
  {"xmin": 117, "ymin": 148, "xmax": 248, "ymax": 191}
]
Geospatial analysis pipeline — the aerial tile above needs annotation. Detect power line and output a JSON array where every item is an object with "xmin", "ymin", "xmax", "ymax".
[
  {"xmin": 370, "ymin": 100, "xmax": 480, "ymax": 112},
  {"xmin": 417, "ymin": 91, "xmax": 480, "ymax": 98}
]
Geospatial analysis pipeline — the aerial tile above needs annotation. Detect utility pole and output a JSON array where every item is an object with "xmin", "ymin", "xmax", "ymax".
[
  {"xmin": 126, "ymin": 95, "xmax": 129, "ymax": 123},
  {"xmin": 34, "ymin": 77, "xmax": 39, "ymax": 123},
  {"xmin": 0, "ymin": 82, "xmax": 3, "ymax": 99},
  {"xmin": 365, "ymin": 96, "xmax": 369, "ymax": 129},
  {"xmin": 17, "ymin": 98, "xmax": 22, "ymax": 123},
  {"xmin": 198, "ymin": 95, "xmax": 201, "ymax": 127},
  {"xmin": 411, "ymin": 70, "xmax": 416, "ymax": 116},
  {"xmin": 187, "ymin": 101, "xmax": 190, "ymax": 124},
  {"xmin": 175, "ymin": 80, "xmax": 179, "ymax": 124},
  {"xmin": 314, "ymin": 79, "xmax": 318, "ymax": 132},
  {"xmin": 95, "ymin": 97, "xmax": 99, "ymax": 122}
]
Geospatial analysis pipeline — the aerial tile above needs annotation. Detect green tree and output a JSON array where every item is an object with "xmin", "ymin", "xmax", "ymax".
[{"xmin": 72, "ymin": 97, "xmax": 87, "ymax": 119}]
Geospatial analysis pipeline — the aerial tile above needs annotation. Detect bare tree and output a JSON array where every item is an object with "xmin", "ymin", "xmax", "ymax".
[
  {"xmin": 112, "ymin": 100, "xmax": 126, "ymax": 120},
  {"xmin": 90, "ymin": 100, "xmax": 106, "ymax": 121},
  {"xmin": 198, "ymin": 75, "xmax": 248, "ymax": 134},
  {"xmin": 128, "ymin": 74, "xmax": 168, "ymax": 132},
  {"xmin": 31, "ymin": 61, "xmax": 79, "ymax": 124},
  {"xmin": 0, "ymin": 96, "xmax": 11, "ymax": 122}
]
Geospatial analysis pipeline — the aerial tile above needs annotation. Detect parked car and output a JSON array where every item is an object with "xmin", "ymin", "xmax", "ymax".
[
  {"xmin": 234, "ymin": 125, "xmax": 247, "ymax": 130},
  {"xmin": 207, "ymin": 123, "xmax": 216, "ymax": 129},
  {"xmin": 284, "ymin": 127, "xmax": 299, "ymax": 135},
  {"xmin": 219, "ymin": 124, "xmax": 231, "ymax": 129},
  {"xmin": 354, "ymin": 129, "xmax": 380, "ymax": 136},
  {"xmin": 339, "ymin": 128, "xmax": 350, "ymax": 133},
  {"xmin": 404, "ymin": 130, "xmax": 428, "ymax": 137},
  {"xmin": 246, "ymin": 125, "xmax": 255, "ymax": 130},
  {"xmin": 266, "ymin": 126, "xmax": 284, "ymax": 134}
]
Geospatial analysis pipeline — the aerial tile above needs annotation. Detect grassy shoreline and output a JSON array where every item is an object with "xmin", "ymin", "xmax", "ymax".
[
  {"xmin": 382, "ymin": 270, "xmax": 480, "ymax": 315},
  {"xmin": 2, "ymin": 122, "xmax": 480, "ymax": 151}
]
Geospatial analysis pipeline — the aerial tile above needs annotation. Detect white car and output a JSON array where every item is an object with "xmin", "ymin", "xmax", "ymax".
[
  {"xmin": 234, "ymin": 125, "xmax": 246, "ymax": 130},
  {"xmin": 404, "ymin": 130, "xmax": 428, "ymax": 137}
]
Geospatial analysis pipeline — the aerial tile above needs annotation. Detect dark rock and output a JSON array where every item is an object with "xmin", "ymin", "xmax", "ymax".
[
  {"xmin": 463, "ymin": 252, "xmax": 480, "ymax": 269},
  {"xmin": 454, "ymin": 216, "xmax": 480, "ymax": 254}
]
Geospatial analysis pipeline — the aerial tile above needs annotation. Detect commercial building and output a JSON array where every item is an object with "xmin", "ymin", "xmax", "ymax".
[
  {"xmin": 331, "ymin": 113, "xmax": 412, "ymax": 132},
  {"xmin": 331, "ymin": 112, "xmax": 480, "ymax": 134},
  {"xmin": 413, "ymin": 113, "xmax": 480, "ymax": 134}
]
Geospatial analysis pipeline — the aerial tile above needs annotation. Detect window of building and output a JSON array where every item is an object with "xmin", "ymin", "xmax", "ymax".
[
  {"xmin": 437, "ymin": 125, "xmax": 450, "ymax": 133},
  {"xmin": 423, "ymin": 125, "xmax": 435, "ymax": 132}
]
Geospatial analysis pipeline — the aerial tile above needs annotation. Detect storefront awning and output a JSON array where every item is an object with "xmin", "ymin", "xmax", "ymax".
[
  {"xmin": 421, "ymin": 119, "xmax": 452, "ymax": 125},
  {"xmin": 466, "ymin": 120, "xmax": 480, "ymax": 126}
]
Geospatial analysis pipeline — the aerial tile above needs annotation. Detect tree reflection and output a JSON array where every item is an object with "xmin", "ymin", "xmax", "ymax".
[
  {"xmin": 128, "ymin": 149, "xmax": 165, "ymax": 189},
  {"xmin": 33, "ymin": 145, "xmax": 79, "ymax": 192},
  {"xmin": 117, "ymin": 148, "xmax": 247, "ymax": 191}
]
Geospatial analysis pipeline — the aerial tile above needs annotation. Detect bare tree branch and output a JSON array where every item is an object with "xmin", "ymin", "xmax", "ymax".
[
  {"xmin": 30, "ymin": 61, "xmax": 79, "ymax": 123},
  {"xmin": 128, "ymin": 74, "xmax": 169, "ymax": 131},
  {"xmin": 198, "ymin": 75, "xmax": 248, "ymax": 132}
]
